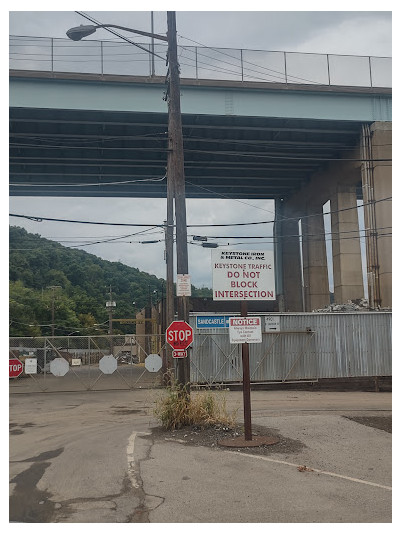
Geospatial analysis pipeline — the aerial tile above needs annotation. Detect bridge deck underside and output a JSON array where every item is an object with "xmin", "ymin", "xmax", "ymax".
[{"xmin": 10, "ymin": 107, "xmax": 363, "ymax": 199}]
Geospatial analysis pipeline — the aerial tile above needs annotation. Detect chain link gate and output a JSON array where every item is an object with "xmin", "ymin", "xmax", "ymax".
[{"xmin": 9, "ymin": 335, "xmax": 166, "ymax": 393}]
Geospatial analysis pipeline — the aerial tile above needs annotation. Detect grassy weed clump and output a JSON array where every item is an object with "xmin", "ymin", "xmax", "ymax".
[{"xmin": 154, "ymin": 381, "xmax": 237, "ymax": 430}]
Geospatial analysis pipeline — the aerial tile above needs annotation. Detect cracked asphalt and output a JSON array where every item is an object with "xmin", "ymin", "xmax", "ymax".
[{"xmin": 9, "ymin": 388, "xmax": 392, "ymax": 523}]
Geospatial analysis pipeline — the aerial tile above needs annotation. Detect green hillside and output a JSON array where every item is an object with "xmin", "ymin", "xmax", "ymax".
[{"xmin": 9, "ymin": 226, "xmax": 211, "ymax": 337}]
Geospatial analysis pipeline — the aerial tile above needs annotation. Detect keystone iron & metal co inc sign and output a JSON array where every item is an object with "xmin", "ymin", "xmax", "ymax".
[{"xmin": 212, "ymin": 250, "xmax": 275, "ymax": 301}]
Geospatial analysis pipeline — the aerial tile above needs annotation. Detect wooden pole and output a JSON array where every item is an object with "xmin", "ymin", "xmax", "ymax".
[{"xmin": 166, "ymin": 12, "xmax": 190, "ymax": 389}]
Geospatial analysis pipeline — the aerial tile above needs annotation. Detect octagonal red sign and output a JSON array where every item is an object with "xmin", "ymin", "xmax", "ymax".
[
  {"xmin": 166, "ymin": 321, "xmax": 193, "ymax": 350},
  {"xmin": 9, "ymin": 358, "xmax": 23, "ymax": 378}
]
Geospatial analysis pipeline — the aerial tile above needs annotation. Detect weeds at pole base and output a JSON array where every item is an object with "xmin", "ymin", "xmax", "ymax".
[{"xmin": 154, "ymin": 379, "xmax": 237, "ymax": 431}]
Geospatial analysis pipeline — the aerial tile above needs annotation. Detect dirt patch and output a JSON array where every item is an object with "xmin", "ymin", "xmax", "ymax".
[
  {"xmin": 343, "ymin": 416, "xmax": 392, "ymax": 433},
  {"xmin": 151, "ymin": 423, "xmax": 305, "ymax": 456}
]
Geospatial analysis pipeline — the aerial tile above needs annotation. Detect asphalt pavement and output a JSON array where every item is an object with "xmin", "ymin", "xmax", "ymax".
[{"xmin": 9, "ymin": 388, "xmax": 392, "ymax": 523}]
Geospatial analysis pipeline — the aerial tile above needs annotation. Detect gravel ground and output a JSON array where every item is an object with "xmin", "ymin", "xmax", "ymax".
[
  {"xmin": 151, "ymin": 423, "xmax": 305, "ymax": 456},
  {"xmin": 151, "ymin": 415, "xmax": 391, "ymax": 456}
]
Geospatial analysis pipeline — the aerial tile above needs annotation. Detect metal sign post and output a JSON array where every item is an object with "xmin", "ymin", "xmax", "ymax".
[
  {"xmin": 212, "ymin": 249, "xmax": 279, "ymax": 447},
  {"xmin": 240, "ymin": 301, "xmax": 252, "ymax": 441}
]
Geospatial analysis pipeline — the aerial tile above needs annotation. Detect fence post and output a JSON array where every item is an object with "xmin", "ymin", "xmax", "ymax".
[
  {"xmin": 51, "ymin": 38, "xmax": 54, "ymax": 73},
  {"xmin": 368, "ymin": 56, "xmax": 373, "ymax": 87},
  {"xmin": 327, "ymin": 54, "xmax": 331, "ymax": 85},
  {"xmin": 284, "ymin": 51, "xmax": 288, "ymax": 84}
]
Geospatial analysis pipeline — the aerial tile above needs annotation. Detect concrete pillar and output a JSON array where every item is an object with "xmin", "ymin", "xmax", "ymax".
[
  {"xmin": 371, "ymin": 122, "xmax": 392, "ymax": 308},
  {"xmin": 281, "ymin": 212, "xmax": 303, "ymax": 311},
  {"xmin": 301, "ymin": 204, "xmax": 330, "ymax": 311},
  {"xmin": 330, "ymin": 184, "xmax": 364, "ymax": 303}
]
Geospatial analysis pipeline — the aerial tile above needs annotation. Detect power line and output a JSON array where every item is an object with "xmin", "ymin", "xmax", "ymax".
[
  {"xmin": 9, "ymin": 175, "xmax": 166, "ymax": 188},
  {"xmin": 9, "ymin": 196, "xmax": 391, "ymax": 230},
  {"xmin": 9, "ymin": 213, "xmax": 165, "ymax": 228}
]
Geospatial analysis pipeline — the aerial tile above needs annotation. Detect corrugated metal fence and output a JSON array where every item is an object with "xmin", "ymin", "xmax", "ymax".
[{"xmin": 189, "ymin": 312, "xmax": 391, "ymax": 385}]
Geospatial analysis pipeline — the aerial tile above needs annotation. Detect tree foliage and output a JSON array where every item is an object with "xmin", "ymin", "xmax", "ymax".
[{"xmin": 9, "ymin": 226, "xmax": 212, "ymax": 336}]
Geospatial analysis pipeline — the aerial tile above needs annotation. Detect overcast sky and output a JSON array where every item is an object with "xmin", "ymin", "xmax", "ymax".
[{"xmin": 7, "ymin": 5, "xmax": 393, "ymax": 290}]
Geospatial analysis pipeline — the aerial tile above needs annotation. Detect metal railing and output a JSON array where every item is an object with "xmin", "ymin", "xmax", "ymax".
[{"xmin": 9, "ymin": 35, "xmax": 392, "ymax": 88}]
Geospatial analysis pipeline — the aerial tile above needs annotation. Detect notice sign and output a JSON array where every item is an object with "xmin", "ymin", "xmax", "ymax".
[
  {"xmin": 212, "ymin": 250, "xmax": 275, "ymax": 301},
  {"xmin": 229, "ymin": 317, "xmax": 262, "ymax": 344},
  {"xmin": 25, "ymin": 358, "xmax": 37, "ymax": 374},
  {"xmin": 177, "ymin": 274, "xmax": 191, "ymax": 296}
]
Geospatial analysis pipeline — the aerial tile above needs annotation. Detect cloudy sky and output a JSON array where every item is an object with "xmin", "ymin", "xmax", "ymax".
[{"xmin": 7, "ymin": 4, "xmax": 393, "ymax": 290}]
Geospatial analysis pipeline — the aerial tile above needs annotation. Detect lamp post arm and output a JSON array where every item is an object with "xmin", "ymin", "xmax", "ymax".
[{"xmin": 95, "ymin": 24, "xmax": 168, "ymax": 42}]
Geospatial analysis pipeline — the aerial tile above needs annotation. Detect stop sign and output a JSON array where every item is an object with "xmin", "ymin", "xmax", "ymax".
[
  {"xmin": 166, "ymin": 321, "xmax": 193, "ymax": 350},
  {"xmin": 9, "ymin": 358, "xmax": 23, "ymax": 378}
]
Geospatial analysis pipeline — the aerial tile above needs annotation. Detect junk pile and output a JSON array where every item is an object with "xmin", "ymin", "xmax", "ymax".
[{"xmin": 313, "ymin": 299, "xmax": 381, "ymax": 312}]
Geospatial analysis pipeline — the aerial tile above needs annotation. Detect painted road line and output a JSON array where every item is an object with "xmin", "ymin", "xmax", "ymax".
[
  {"xmin": 126, "ymin": 431, "xmax": 139, "ymax": 488},
  {"xmin": 230, "ymin": 451, "xmax": 392, "ymax": 491}
]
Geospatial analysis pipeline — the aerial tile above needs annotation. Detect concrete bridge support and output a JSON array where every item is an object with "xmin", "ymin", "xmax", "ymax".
[
  {"xmin": 361, "ymin": 122, "xmax": 392, "ymax": 308},
  {"xmin": 301, "ymin": 204, "xmax": 330, "ymax": 311},
  {"xmin": 330, "ymin": 184, "xmax": 364, "ymax": 303},
  {"xmin": 277, "ymin": 201, "xmax": 303, "ymax": 311},
  {"xmin": 279, "ymin": 121, "xmax": 391, "ymax": 311}
]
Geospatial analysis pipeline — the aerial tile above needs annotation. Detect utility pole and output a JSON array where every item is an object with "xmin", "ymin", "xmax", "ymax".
[
  {"xmin": 166, "ymin": 11, "xmax": 190, "ymax": 389},
  {"xmin": 66, "ymin": 13, "xmax": 190, "ymax": 385}
]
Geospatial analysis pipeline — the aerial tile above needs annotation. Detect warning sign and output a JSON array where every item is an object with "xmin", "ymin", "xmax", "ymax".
[
  {"xmin": 212, "ymin": 250, "xmax": 275, "ymax": 301},
  {"xmin": 177, "ymin": 274, "xmax": 191, "ymax": 296},
  {"xmin": 229, "ymin": 316, "xmax": 262, "ymax": 344}
]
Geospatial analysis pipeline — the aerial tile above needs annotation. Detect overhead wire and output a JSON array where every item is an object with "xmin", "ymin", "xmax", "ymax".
[
  {"xmin": 178, "ymin": 34, "xmax": 324, "ymax": 85},
  {"xmin": 10, "ymin": 175, "xmax": 166, "ymax": 188},
  {"xmin": 9, "ymin": 196, "xmax": 391, "ymax": 229}
]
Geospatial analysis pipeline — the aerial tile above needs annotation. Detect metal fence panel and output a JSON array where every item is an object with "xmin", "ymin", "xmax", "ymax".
[{"xmin": 189, "ymin": 313, "xmax": 391, "ymax": 384}]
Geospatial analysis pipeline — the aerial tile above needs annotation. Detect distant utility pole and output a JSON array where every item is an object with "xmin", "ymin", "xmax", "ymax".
[
  {"xmin": 47, "ymin": 285, "xmax": 61, "ymax": 337},
  {"xmin": 105, "ymin": 285, "xmax": 116, "ymax": 353}
]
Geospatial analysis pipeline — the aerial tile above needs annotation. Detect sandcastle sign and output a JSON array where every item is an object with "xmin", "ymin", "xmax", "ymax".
[{"xmin": 212, "ymin": 250, "xmax": 275, "ymax": 301}]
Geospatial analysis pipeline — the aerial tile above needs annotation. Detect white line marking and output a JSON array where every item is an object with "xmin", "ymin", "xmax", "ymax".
[
  {"xmin": 127, "ymin": 431, "xmax": 139, "ymax": 488},
  {"xmin": 228, "ymin": 451, "xmax": 392, "ymax": 491}
]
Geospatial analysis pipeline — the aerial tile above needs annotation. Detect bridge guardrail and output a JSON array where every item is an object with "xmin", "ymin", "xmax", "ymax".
[{"xmin": 9, "ymin": 35, "xmax": 391, "ymax": 88}]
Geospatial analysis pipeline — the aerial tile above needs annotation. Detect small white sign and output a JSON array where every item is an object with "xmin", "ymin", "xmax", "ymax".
[
  {"xmin": 71, "ymin": 358, "xmax": 82, "ymax": 366},
  {"xmin": 99, "ymin": 355, "xmax": 117, "ymax": 374},
  {"xmin": 177, "ymin": 274, "xmax": 191, "ymax": 296},
  {"xmin": 25, "ymin": 358, "xmax": 37, "ymax": 374},
  {"xmin": 50, "ymin": 357, "xmax": 70, "ymax": 377},
  {"xmin": 265, "ymin": 316, "xmax": 281, "ymax": 332},
  {"xmin": 212, "ymin": 250, "xmax": 275, "ymax": 301},
  {"xmin": 229, "ymin": 316, "xmax": 262, "ymax": 344}
]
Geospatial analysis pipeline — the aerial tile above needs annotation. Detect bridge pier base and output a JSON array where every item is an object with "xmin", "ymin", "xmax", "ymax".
[{"xmin": 331, "ymin": 184, "xmax": 364, "ymax": 303}]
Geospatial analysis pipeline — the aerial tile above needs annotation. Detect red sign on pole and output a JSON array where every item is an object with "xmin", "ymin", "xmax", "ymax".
[
  {"xmin": 172, "ymin": 349, "xmax": 187, "ymax": 359},
  {"xmin": 9, "ymin": 358, "xmax": 23, "ymax": 378},
  {"xmin": 166, "ymin": 321, "xmax": 193, "ymax": 350}
]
